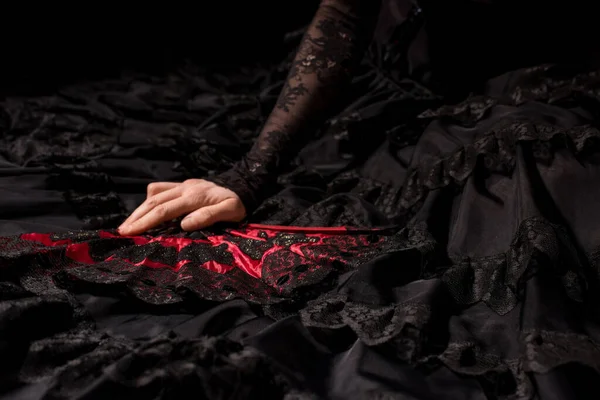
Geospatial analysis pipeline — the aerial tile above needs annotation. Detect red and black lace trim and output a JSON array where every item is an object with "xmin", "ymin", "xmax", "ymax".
[{"xmin": 2, "ymin": 224, "xmax": 393, "ymax": 305}]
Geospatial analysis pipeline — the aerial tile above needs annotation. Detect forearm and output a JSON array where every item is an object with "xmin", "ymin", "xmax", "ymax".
[
  {"xmin": 256, "ymin": 0, "xmax": 382, "ymax": 162},
  {"xmin": 212, "ymin": 0, "xmax": 381, "ymax": 212}
]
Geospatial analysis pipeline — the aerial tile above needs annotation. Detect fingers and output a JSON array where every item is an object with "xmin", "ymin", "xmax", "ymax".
[
  {"xmin": 147, "ymin": 182, "xmax": 179, "ymax": 197},
  {"xmin": 119, "ymin": 187, "xmax": 182, "ymax": 232},
  {"xmin": 122, "ymin": 197, "xmax": 195, "ymax": 236},
  {"xmin": 180, "ymin": 199, "xmax": 245, "ymax": 231},
  {"xmin": 119, "ymin": 179, "xmax": 244, "ymax": 235}
]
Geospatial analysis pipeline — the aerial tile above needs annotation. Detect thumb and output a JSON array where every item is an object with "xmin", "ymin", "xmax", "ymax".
[{"xmin": 180, "ymin": 199, "xmax": 244, "ymax": 231}]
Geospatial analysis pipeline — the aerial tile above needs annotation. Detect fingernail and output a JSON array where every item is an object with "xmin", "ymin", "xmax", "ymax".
[{"xmin": 181, "ymin": 220, "xmax": 192, "ymax": 231}]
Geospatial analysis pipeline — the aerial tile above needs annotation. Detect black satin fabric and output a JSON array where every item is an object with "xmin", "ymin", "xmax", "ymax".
[{"xmin": 1, "ymin": 3, "xmax": 600, "ymax": 400}]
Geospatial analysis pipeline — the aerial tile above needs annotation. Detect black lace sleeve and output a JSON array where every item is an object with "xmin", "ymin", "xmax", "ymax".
[{"xmin": 209, "ymin": 0, "xmax": 382, "ymax": 213}]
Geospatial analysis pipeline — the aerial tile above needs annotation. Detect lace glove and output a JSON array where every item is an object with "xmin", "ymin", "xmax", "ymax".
[{"xmin": 208, "ymin": 0, "xmax": 381, "ymax": 214}]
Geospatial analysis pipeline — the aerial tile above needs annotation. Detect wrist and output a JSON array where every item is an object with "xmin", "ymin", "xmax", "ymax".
[{"xmin": 207, "ymin": 161, "xmax": 277, "ymax": 215}]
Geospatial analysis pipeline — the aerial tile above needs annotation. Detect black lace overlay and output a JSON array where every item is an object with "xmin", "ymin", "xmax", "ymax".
[
  {"xmin": 6, "ymin": 211, "xmax": 600, "ymax": 398},
  {"xmin": 4, "ymin": 214, "xmax": 597, "ymax": 398},
  {"xmin": 399, "ymin": 120, "xmax": 600, "ymax": 211},
  {"xmin": 0, "ymin": 226, "xmax": 404, "ymax": 305},
  {"xmin": 19, "ymin": 331, "xmax": 291, "ymax": 399},
  {"xmin": 299, "ymin": 216, "xmax": 600, "ymax": 398},
  {"xmin": 209, "ymin": 0, "xmax": 382, "ymax": 213},
  {"xmin": 2, "ymin": 1, "xmax": 600, "ymax": 399}
]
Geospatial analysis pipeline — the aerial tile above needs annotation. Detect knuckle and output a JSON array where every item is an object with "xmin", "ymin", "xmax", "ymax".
[
  {"xmin": 146, "ymin": 198, "xmax": 158, "ymax": 208},
  {"xmin": 154, "ymin": 205, "xmax": 168, "ymax": 218},
  {"xmin": 183, "ymin": 179, "xmax": 199, "ymax": 186},
  {"xmin": 147, "ymin": 182, "xmax": 158, "ymax": 194},
  {"xmin": 182, "ymin": 185, "xmax": 197, "ymax": 195},
  {"xmin": 183, "ymin": 188, "xmax": 204, "ymax": 203}
]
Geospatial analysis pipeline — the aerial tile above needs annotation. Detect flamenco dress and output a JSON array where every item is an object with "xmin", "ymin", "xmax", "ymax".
[{"xmin": 0, "ymin": 1, "xmax": 599, "ymax": 398}]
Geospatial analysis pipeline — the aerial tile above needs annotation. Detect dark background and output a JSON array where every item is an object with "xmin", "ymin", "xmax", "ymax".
[
  {"xmin": 1, "ymin": 1, "xmax": 597, "ymax": 99},
  {"xmin": 0, "ymin": 3, "xmax": 318, "ymax": 98}
]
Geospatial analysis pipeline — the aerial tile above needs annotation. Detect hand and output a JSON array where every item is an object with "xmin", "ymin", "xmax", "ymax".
[{"xmin": 118, "ymin": 179, "xmax": 246, "ymax": 236}]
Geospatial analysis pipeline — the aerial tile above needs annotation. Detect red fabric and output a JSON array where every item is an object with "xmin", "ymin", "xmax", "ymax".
[
  {"xmin": 244, "ymin": 224, "xmax": 350, "ymax": 233},
  {"xmin": 20, "ymin": 225, "xmax": 376, "ymax": 279},
  {"xmin": 11, "ymin": 224, "xmax": 391, "ymax": 304}
]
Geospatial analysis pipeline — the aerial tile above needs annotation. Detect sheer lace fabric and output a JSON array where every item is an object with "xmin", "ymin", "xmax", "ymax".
[{"xmin": 210, "ymin": 0, "xmax": 382, "ymax": 212}]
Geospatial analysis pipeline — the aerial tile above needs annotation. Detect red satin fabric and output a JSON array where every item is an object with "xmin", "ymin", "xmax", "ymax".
[{"xmin": 20, "ymin": 224, "xmax": 377, "ymax": 279}]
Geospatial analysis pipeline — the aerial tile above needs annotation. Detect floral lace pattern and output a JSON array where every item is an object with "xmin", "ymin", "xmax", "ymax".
[
  {"xmin": 1, "ymin": 4, "xmax": 599, "ymax": 399},
  {"xmin": 0, "ymin": 226, "xmax": 405, "ymax": 305},
  {"xmin": 400, "ymin": 120, "xmax": 600, "ymax": 209},
  {"xmin": 295, "ymin": 215, "xmax": 600, "ymax": 398},
  {"xmin": 19, "ymin": 331, "xmax": 291, "ymax": 399}
]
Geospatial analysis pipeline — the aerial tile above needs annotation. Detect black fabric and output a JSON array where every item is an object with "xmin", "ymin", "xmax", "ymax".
[{"xmin": 1, "ymin": 1, "xmax": 600, "ymax": 399}]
